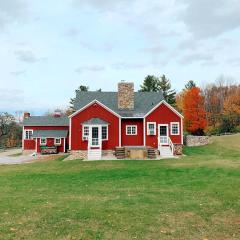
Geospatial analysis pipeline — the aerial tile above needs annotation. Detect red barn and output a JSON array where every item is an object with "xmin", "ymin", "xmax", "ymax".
[{"xmin": 22, "ymin": 82, "xmax": 183, "ymax": 159}]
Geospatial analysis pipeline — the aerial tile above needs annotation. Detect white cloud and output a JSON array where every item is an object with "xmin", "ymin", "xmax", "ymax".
[{"xmin": 75, "ymin": 65, "xmax": 105, "ymax": 73}]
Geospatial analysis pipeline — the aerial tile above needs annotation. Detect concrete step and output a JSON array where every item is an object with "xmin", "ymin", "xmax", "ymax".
[{"xmin": 88, "ymin": 150, "xmax": 102, "ymax": 160}]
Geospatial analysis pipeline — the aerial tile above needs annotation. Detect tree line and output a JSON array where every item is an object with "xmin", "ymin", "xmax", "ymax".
[{"xmin": 1, "ymin": 74, "xmax": 239, "ymax": 148}]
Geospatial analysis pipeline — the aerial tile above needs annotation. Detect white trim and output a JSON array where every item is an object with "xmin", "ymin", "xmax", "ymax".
[
  {"xmin": 69, "ymin": 117, "xmax": 72, "ymax": 150},
  {"xmin": 64, "ymin": 138, "xmax": 66, "ymax": 153},
  {"xmin": 69, "ymin": 99, "xmax": 121, "ymax": 119},
  {"xmin": 35, "ymin": 138, "xmax": 37, "ymax": 152},
  {"xmin": 54, "ymin": 138, "xmax": 62, "ymax": 145},
  {"xmin": 147, "ymin": 122, "xmax": 156, "ymax": 135},
  {"xmin": 22, "ymin": 126, "xmax": 24, "ymax": 150},
  {"xmin": 170, "ymin": 122, "xmax": 180, "ymax": 135},
  {"xmin": 143, "ymin": 118, "xmax": 146, "ymax": 146},
  {"xmin": 181, "ymin": 118, "xmax": 183, "ymax": 144},
  {"xmin": 158, "ymin": 124, "xmax": 169, "ymax": 147},
  {"xmin": 119, "ymin": 118, "xmax": 122, "ymax": 147},
  {"xmin": 101, "ymin": 125, "xmax": 108, "ymax": 141},
  {"xmin": 144, "ymin": 100, "xmax": 184, "ymax": 119},
  {"xmin": 40, "ymin": 138, "xmax": 47, "ymax": 146},
  {"xmin": 82, "ymin": 125, "xmax": 90, "ymax": 141},
  {"xmin": 126, "ymin": 125, "xmax": 137, "ymax": 135},
  {"xmin": 24, "ymin": 129, "xmax": 33, "ymax": 140}
]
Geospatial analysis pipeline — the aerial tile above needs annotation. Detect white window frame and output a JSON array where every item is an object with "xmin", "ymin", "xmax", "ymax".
[
  {"xmin": 147, "ymin": 122, "xmax": 156, "ymax": 135},
  {"xmin": 101, "ymin": 125, "xmax": 108, "ymax": 141},
  {"xmin": 171, "ymin": 122, "xmax": 180, "ymax": 135},
  {"xmin": 40, "ymin": 138, "xmax": 47, "ymax": 146},
  {"xmin": 82, "ymin": 125, "xmax": 89, "ymax": 141},
  {"xmin": 54, "ymin": 138, "xmax": 61, "ymax": 145},
  {"xmin": 126, "ymin": 125, "xmax": 137, "ymax": 135},
  {"xmin": 24, "ymin": 129, "xmax": 33, "ymax": 140}
]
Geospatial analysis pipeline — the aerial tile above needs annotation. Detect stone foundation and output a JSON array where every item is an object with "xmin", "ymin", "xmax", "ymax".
[
  {"xmin": 186, "ymin": 135, "xmax": 209, "ymax": 147},
  {"xmin": 68, "ymin": 150, "xmax": 88, "ymax": 160},
  {"xmin": 174, "ymin": 144, "xmax": 183, "ymax": 155}
]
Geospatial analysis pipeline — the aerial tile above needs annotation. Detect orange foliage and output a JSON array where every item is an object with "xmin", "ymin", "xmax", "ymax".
[
  {"xmin": 176, "ymin": 92, "xmax": 185, "ymax": 113},
  {"xmin": 223, "ymin": 88, "xmax": 240, "ymax": 115},
  {"xmin": 183, "ymin": 87, "xmax": 207, "ymax": 134}
]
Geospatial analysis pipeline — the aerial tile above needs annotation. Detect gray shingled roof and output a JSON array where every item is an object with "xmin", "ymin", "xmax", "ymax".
[
  {"xmin": 82, "ymin": 118, "xmax": 109, "ymax": 125},
  {"xmin": 23, "ymin": 116, "xmax": 69, "ymax": 126},
  {"xmin": 74, "ymin": 91, "xmax": 164, "ymax": 117},
  {"xmin": 32, "ymin": 130, "xmax": 68, "ymax": 138}
]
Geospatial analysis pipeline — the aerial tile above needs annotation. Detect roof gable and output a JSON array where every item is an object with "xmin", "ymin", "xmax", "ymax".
[{"xmin": 73, "ymin": 91, "xmax": 164, "ymax": 117}]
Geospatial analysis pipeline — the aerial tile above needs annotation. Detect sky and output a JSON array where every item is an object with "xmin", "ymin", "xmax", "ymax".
[{"xmin": 0, "ymin": 0, "xmax": 240, "ymax": 115}]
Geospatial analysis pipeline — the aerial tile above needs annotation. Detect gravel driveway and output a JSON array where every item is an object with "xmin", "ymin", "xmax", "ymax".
[{"xmin": 0, "ymin": 148, "xmax": 36, "ymax": 165}]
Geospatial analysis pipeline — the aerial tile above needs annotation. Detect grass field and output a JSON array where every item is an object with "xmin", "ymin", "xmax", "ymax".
[{"xmin": 0, "ymin": 134, "xmax": 240, "ymax": 240}]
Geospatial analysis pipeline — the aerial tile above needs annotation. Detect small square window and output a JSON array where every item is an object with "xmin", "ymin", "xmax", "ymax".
[
  {"xmin": 25, "ymin": 130, "xmax": 33, "ymax": 140},
  {"xmin": 54, "ymin": 138, "xmax": 61, "ymax": 145},
  {"xmin": 126, "ymin": 125, "xmax": 137, "ymax": 135},
  {"xmin": 171, "ymin": 123, "xmax": 179, "ymax": 135},
  {"xmin": 40, "ymin": 138, "xmax": 46, "ymax": 146},
  {"xmin": 147, "ymin": 122, "xmax": 156, "ymax": 135}
]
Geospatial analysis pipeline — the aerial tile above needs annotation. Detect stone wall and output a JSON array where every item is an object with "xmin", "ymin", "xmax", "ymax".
[
  {"xmin": 118, "ymin": 82, "xmax": 134, "ymax": 110},
  {"xmin": 67, "ymin": 150, "xmax": 87, "ymax": 160},
  {"xmin": 186, "ymin": 135, "xmax": 209, "ymax": 147}
]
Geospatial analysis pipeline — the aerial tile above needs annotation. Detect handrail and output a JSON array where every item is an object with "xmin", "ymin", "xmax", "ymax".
[{"xmin": 168, "ymin": 137, "xmax": 174, "ymax": 155}]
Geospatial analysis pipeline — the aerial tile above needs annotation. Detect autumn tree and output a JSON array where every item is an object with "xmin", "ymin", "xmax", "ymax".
[
  {"xmin": 223, "ymin": 87, "xmax": 240, "ymax": 128},
  {"xmin": 183, "ymin": 87, "xmax": 207, "ymax": 135}
]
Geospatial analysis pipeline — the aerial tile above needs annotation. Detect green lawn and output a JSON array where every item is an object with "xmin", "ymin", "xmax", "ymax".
[{"xmin": 0, "ymin": 135, "xmax": 240, "ymax": 240}]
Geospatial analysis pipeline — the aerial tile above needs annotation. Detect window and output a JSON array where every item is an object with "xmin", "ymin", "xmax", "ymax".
[
  {"xmin": 126, "ymin": 125, "xmax": 137, "ymax": 135},
  {"xmin": 102, "ymin": 126, "xmax": 108, "ymax": 140},
  {"xmin": 82, "ymin": 126, "xmax": 89, "ymax": 140},
  {"xmin": 54, "ymin": 138, "xmax": 61, "ymax": 145},
  {"xmin": 40, "ymin": 138, "xmax": 46, "ymax": 146},
  {"xmin": 171, "ymin": 122, "xmax": 180, "ymax": 135},
  {"xmin": 147, "ymin": 122, "xmax": 156, "ymax": 135},
  {"xmin": 25, "ymin": 130, "xmax": 33, "ymax": 140}
]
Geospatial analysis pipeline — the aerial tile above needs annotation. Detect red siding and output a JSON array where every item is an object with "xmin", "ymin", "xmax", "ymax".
[
  {"xmin": 23, "ymin": 126, "xmax": 68, "ymax": 152},
  {"xmin": 121, "ymin": 119, "xmax": 143, "ymax": 146},
  {"xmin": 36, "ymin": 138, "xmax": 65, "ymax": 153},
  {"xmin": 71, "ymin": 102, "xmax": 120, "ymax": 150},
  {"xmin": 145, "ymin": 103, "xmax": 182, "ymax": 148}
]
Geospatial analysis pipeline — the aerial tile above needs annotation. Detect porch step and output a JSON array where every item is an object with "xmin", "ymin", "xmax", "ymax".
[
  {"xmin": 115, "ymin": 147, "xmax": 125, "ymax": 159},
  {"xmin": 147, "ymin": 148, "xmax": 156, "ymax": 159},
  {"xmin": 87, "ymin": 149, "xmax": 102, "ymax": 160},
  {"xmin": 160, "ymin": 146, "xmax": 173, "ymax": 157}
]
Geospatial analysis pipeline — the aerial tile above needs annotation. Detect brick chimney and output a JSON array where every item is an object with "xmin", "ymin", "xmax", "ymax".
[
  {"xmin": 53, "ymin": 110, "xmax": 61, "ymax": 118},
  {"xmin": 118, "ymin": 81, "xmax": 134, "ymax": 110},
  {"xmin": 24, "ymin": 112, "xmax": 30, "ymax": 119}
]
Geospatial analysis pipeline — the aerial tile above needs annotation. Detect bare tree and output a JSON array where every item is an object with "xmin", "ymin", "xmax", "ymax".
[{"xmin": 0, "ymin": 113, "xmax": 15, "ymax": 138}]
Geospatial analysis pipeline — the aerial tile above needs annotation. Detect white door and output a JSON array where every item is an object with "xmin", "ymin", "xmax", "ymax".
[
  {"xmin": 89, "ymin": 126, "xmax": 100, "ymax": 147},
  {"xmin": 158, "ymin": 124, "xmax": 169, "ymax": 146}
]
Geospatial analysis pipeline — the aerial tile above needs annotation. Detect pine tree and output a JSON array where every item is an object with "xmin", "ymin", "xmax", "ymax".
[
  {"xmin": 158, "ymin": 75, "xmax": 176, "ymax": 105},
  {"xmin": 139, "ymin": 75, "xmax": 159, "ymax": 92}
]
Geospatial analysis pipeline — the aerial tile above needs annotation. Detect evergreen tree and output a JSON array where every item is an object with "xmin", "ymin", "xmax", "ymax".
[
  {"xmin": 69, "ymin": 85, "xmax": 89, "ymax": 112},
  {"xmin": 139, "ymin": 75, "xmax": 159, "ymax": 92},
  {"xmin": 158, "ymin": 74, "xmax": 176, "ymax": 105},
  {"xmin": 185, "ymin": 80, "xmax": 196, "ymax": 90}
]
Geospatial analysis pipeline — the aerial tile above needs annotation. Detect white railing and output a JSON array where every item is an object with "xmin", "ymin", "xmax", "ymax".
[{"xmin": 168, "ymin": 137, "xmax": 174, "ymax": 155}]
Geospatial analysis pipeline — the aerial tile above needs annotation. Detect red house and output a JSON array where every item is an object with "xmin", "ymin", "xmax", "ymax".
[{"xmin": 22, "ymin": 82, "xmax": 183, "ymax": 159}]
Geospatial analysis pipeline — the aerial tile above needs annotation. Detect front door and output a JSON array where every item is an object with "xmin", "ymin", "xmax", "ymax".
[
  {"xmin": 159, "ymin": 124, "xmax": 169, "ymax": 146},
  {"xmin": 91, "ymin": 127, "xmax": 100, "ymax": 147}
]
